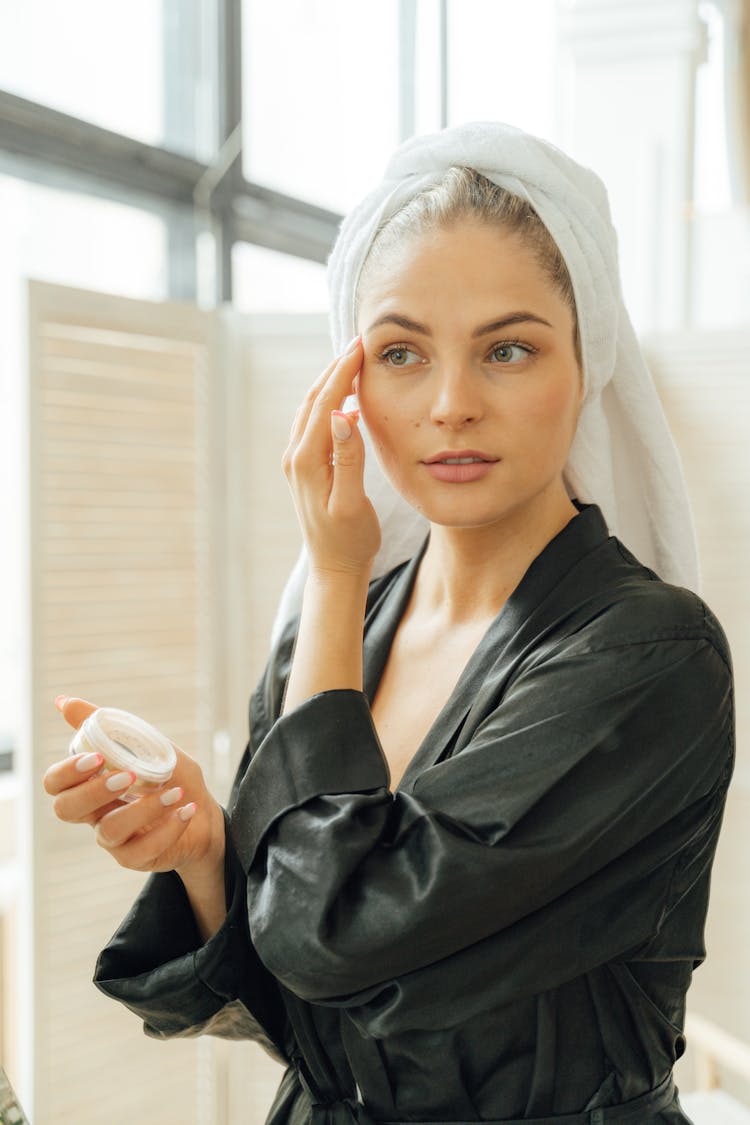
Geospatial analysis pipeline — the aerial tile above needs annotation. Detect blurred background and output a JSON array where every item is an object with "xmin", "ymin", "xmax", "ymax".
[{"xmin": 0, "ymin": 1, "xmax": 748, "ymax": 1123}]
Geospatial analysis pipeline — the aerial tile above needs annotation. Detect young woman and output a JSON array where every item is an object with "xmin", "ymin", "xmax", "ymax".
[{"xmin": 45, "ymin": 122, "xmax": 734, "ymax": 1124}]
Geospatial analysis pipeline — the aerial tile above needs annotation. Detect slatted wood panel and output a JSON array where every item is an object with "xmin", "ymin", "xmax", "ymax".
[
  {"xmin": 643, "ymin": 329, "xmax": 750, "ymax": 1094},
  {"xmin": 26, "ymin": 281, "xmax": 220, "ymax": 1125},
  {"xmin": 681, "ymin": 1089, "xmax": 750, "ymax": 1123},
  {"xmin": 642, "ymin": 329, "xmax": 750, "ymax": 781},
  {"xmin": 217, "ymin": 310, "xmax": 333, "ymax": 797},
  {"xmin": 219, "ymin": 310, "xmax": 333, "ymax": 1122}
]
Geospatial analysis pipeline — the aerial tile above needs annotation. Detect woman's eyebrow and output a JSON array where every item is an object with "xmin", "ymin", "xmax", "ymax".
[
  {"xmin": 471, "ymin": 312, "xmax": 554, "ymax": 336},
  {"xmin": 366, "ymin": 313, "xmax": 428, "ymax": 335},
  {"xmin": 365, "ymin": 311, "xmax": 554, "ymax": 336}
]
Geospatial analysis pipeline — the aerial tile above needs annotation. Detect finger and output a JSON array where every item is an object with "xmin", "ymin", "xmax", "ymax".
[
  {"xmin": 43, "ymin": 750, "xmax": 125, "ymax": 822},
  {"xmin": 43, "ymin": 750, "xmax": 106, "ymax": 796},
  {"xmin": 96, "ymin": 802, "xmax": 197, "ymax": 871},
  {"xmin": 329, "ymin": 409, "xmax": 365, "ymax": 512},
  {"xmin": 309, "ymin": 337, "xmax": 363, "ymax": 420},
  {"xmin": 54, "ymin": 695, "xmax": 99, "ymax": 730},
  {"xmin": 52, "ymin": 768, "xmax": 138, "ymax": 823},
  {"xmin": 290, "ymin": 338, "xmax": 363, "ymax": 458},
  {"xmin": 285, "ymin": 351, "xmax": 345, "ymax": 455},
  {"xmin": 93, "ymin": 784, "xmax": 186, "ymax": 849}
]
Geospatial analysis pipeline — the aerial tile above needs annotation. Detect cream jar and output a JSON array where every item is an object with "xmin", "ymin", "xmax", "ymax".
[{"xmin": 68, "ymin": 707, "xmax": 177, "ymax": 802}]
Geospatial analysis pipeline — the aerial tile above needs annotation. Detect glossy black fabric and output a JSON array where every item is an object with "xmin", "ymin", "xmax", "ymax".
[{"xmin": 94, "ymin": 504, "xmax": 734, "ymax": 1124}]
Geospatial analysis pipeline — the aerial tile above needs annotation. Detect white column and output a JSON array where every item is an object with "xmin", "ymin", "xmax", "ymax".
[{"xmin": 556, "ymin": 0, "xmax": 707, "ymax": 333}]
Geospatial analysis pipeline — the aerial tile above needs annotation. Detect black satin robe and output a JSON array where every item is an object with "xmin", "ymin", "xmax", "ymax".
[{"xmin": 94, "ymin": 504, "xmax": 734, "ymax": 1125}]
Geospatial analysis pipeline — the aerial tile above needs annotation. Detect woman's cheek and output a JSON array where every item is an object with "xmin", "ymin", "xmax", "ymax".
[
  {"xmin": 363, "ymin": 411, "xmax": 413, "ymax": 483},
  {"xmin": 529, "ymin": 375, "xmax": 579, "ymax": 436}
]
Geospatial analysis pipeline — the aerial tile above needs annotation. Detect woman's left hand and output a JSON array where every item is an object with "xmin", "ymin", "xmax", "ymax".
[{"xmin": 282, "ymin": 335, "xmax": 382, "ymax": 577}]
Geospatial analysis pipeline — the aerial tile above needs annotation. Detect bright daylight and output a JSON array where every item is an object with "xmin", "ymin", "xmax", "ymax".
[{"xmin": 0, "ymin": 2, "xmax": 749, "ymax": 1124}]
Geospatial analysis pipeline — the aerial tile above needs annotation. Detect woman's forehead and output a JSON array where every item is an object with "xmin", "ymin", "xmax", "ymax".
[{"xmin": 358, "ymin": 228, "xmax": 567, "ymax": 329}]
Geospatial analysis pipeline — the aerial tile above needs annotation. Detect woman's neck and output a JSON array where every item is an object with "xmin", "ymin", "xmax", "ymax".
[{"xmin": 412, "ymin": 487, "xmax": 579, "ymax": 627}]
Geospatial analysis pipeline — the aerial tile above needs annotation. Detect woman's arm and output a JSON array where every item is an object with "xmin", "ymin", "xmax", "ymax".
[
  {"xmin": 230, "ymin": 623, "xmax": 734, "ymax": 1036},
  {"xmin": 279, "ymin": 333, "xmax": 380, "ymax": 714},
  {"xmin": 47, "ymin": 697, "xmax": 234, "ymax": 945},
  {"xmin": 176, "ymin": 847, "xmax": 228, "ymax": 943},
  {"xmin": 94, "ymin": 808, "xmax": 292, "ymax": 1061},
  {"xmin": 281, "ymin": 569, "xmax": 371, "ymax": 716},
  {"xmin": 46, "ymin": 698, "xmax": 292, "ymax": 1055}
]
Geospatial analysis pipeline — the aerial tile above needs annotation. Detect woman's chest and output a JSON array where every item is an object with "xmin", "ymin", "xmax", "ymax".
[{"xmin": 369, "ymin": 623, "xmax": 490, "ymax": 791}]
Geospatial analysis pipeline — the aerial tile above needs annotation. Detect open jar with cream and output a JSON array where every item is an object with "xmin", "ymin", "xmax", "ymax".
[{"xmin": 68, "ymin": 707, "xmax": 177, "ymax": 801}]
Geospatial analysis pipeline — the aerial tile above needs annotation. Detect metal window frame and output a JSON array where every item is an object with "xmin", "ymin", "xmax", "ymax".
[{"xmin": 0, "ymin": 0, "xmax": 437, "ymax": 303}]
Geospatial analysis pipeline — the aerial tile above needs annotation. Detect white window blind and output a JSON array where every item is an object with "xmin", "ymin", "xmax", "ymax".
[
  {"xmin": 22, "ymin": 281, "xmax": 332, "ymax": 1125},
  {"xmin": 643, "ymin": 328, "xmax": 750, "ymax": 781},
  {"xmin": 214, "ymin": 308, "xmax": 334, "ymax": 1122},
  {"xmin": 644, "ymin": 328, "xmax": 750, "ymax": 1087},
  {"xmin": 24, "ymin": 280, "xmax": 218, "ymax": 1124}
]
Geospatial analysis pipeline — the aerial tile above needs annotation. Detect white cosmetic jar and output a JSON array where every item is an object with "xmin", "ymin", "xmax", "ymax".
[{"xmin": 68, "ymin": 707, "xmax": 177, "ymax": 802}]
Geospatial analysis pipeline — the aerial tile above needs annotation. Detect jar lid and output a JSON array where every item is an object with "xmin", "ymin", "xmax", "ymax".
[{"xmin": 69, "ymin": 707, "xmax": 177, "ymax": 784}]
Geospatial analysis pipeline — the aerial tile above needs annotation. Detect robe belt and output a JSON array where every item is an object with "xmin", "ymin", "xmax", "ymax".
[{"xmin": 293, "ymin": 1065, "xmax": 677, "ymax": 1125}]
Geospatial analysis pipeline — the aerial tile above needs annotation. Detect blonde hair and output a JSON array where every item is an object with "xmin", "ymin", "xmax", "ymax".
[{"xmin": 354, "ymin": 165, "xmax": 582, "ymax": 369}]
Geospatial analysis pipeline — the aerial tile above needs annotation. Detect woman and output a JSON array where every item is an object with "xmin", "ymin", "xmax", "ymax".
[{"xmin": 45, "ymin": 123, "xmax": 734, "ymax": 1124}]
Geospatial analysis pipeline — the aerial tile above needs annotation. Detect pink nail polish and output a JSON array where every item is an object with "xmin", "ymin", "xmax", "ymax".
[
  {"xmin": 160, "ymin": 786, "xmax": 183, "ymax": 807},
  {"xmin": 331, "ymin": 411, "xmax": 352, "ymax": 441},
  {"xmin": 75, "ymin": 752, "xmax": 103, "ymax": 773},
  {"xmin": 105, "ymin": 770, "xmax": 136, "ymax": 793},
  {"xmin": 178, "ymin": 802, "xmax": 197, "ymax": 822}
]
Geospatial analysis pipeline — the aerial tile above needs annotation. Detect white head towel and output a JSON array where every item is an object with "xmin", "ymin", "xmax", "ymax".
[{"xmin": 271, "ymin": 121, "xmax": 700, "ymax": 649}]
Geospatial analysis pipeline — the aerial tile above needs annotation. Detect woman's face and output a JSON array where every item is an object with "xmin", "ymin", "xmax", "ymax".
[{"xmin": 355, "ymin": 218, "xmax": 584, "ymax": 530}]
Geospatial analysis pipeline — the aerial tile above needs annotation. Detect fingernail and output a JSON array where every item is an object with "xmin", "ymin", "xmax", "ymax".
[
  {"xmin": 160, "ymin": 786, "xmax": 183, "ymax": 807},
  {"xmin": 75, "ymin": 751, "xmax": 103, "ymax": 773},
  {"xmin": 178, "ymin": 802, "xmax": 197, "ymax": 822},
  {"xmin": 55, "ymin": 695, "xmax": 69, "ymax": 709},
  {"xmin": 331, "ymin": 411, "xmax": 352, "ymax": 441},
  {"xmin": 105, "ymin": 771, "xmax": 136, "ymax": 792},
  {"xmin": 344, "ymin": 334, "xmax": 361, "ymax": 354}
]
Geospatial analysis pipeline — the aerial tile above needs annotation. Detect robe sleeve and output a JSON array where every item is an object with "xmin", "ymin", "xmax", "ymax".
[
  {"xmin": 92, "ymin": 622, "xmax": 301, "ymax": 1063},
  {"xmin": 230, "ymin": 622, "xmax": 734, "ymax": 1036},
  {"xmin": 92, "ymin": 806, "xmax": 291, "ymax": 1064}
]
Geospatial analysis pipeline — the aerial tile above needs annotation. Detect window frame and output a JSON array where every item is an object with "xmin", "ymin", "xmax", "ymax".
[{"xmin": 0, "ymin": 0, "xmax": 450, "ymax": 304}]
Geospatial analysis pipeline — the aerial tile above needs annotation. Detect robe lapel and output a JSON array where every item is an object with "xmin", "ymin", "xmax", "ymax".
[
  {"xmin": 361, "ymin": 505, "xmax": 611, "ymax": 791},
  {"xmin": 361, "ymin": 532, "xmax": 429, "ymax": 707}
]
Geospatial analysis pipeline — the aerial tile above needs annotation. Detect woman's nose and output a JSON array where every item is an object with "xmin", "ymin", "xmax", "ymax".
[{"xmin": 429, "ymin": 366, "xmax": 484, "ymax": 427}]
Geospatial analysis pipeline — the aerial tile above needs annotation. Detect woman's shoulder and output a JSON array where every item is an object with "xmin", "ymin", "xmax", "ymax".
[{"xmin": 566, "ymin": 533, "xmax": 731, "ymax": 671}]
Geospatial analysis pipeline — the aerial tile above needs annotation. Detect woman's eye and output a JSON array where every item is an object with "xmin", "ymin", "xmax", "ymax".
[
  {"xmin": 380, "ymin": 345, "xmax": 420, "ymax": 367},
  {"xmin": 490, "ymin": 342, "xmax": 533, "ymax": 364}
]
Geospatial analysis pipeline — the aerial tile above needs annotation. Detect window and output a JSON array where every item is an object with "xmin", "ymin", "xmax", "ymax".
[
  {"xmin": 233, "ymin": 243, "xmax": 329, "ymax": 312},
  {"xmin": 694, "ymin": 0, "xmax": 732, "ymax": 212},
  {"xmin": 447, "ymin": 0, "xmax": 558, "ymax": 141},
  {"xmin": 242, "ymin": 0, "xmax": 401, "ymax": 212},
  {"xmin": 0, "ymin": 174, "xmax": 169, "ymax": 772},
  {"xmin": 0, "ymin": 0, "xmax": 216, "ymax": 159}
]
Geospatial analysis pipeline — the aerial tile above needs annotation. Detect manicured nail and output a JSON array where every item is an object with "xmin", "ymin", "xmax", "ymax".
[
  {"xmin": 55, "ymin": 695, "xmax": 69, "ymax": 709},
  {"xmin": 178, "ymin": 802, "xmax": 197, "ymax": 822},
  {"xmin": 105, "ymin": 771, "xmax": 136, "ymax": 792},
  {"xmin": 344, "ymin": 334, "xmax": 361, "ymax": 354},
  {"xmin": 331, "ymin": 411, "xmax": 352, "ymax": 440},
  {"xmin": 159, "ymin": 786, "xmax": 183, "ymax": 807},
  {"xmin": 75, "ymin": 751, "xmax": 103, "ymax": 773}
]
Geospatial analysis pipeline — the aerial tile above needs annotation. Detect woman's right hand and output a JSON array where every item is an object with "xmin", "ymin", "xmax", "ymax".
[{"xmin": 43, "ymin": 696, "xmax": 226, "ymax": 881}]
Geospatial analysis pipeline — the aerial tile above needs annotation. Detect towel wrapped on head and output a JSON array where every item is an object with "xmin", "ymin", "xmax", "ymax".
[{"xmin": 272, "ymin": 120, "xmax": 699, "ymax": 649}]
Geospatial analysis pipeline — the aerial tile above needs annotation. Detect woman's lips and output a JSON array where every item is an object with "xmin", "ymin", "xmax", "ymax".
[{"xmin": 422, "ymin": 460, "xmax": 498, "ymax": 483}]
